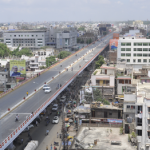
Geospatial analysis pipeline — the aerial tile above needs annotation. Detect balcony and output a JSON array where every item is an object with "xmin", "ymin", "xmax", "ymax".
[
  {"xmin": 30, "ymin": 62, "xmax": 38, "ymax": 65},
  {"xmin": 96, "ymin": 83, "xmax": 110, "ymax": 86}
]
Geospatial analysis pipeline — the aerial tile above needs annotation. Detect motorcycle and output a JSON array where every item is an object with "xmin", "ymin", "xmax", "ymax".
[{"xmin": 45, "ymin": 118, "xmax": 50, "ymax": 126}]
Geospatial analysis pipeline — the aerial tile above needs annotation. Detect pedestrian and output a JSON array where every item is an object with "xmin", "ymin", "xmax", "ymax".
[
  {"xmin": 39, "ymin": 73, "xmax": 40, "ymax": 76},
  {"xmin": 28, "ymin": 132, "xmax": 31, "ymax": 137},
  {"xmin": 57, "ymin": 132, "xmax": 58, "ymax": 138},
  {"xmin": 51, "ymin": 144, "xmax": 52, "ymax": 150},
  {"xmin": 37, "ymin": 73, "xmax": 38, "ymax": 77},
  {"xmin": 46, "ymin": 129, "xmax": 49, "ymax": 135},
  {"xmin": 36, "ymin": 120, "xmax": 38, "ymax": 127},
  {"xmin": 26, "ymin": 91, "xmax": 28, "ymax": 96}
]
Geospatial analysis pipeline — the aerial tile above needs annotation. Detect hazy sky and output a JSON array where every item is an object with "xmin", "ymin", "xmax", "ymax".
[{"xmin": 0, "ymin": 0, "xmax": 149, "ymax": 22}]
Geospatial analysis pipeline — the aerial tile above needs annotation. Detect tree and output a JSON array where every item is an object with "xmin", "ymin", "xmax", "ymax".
[
  {"xmin": 86, "ymin": 39, "xmax": 89, "ymax": 44},
  {"xmin": 80, "ymin": 39, "xmax": 84, "ymax": 44},
  {"xmin": 89, "ymin": 38, "xmax": 92, "ymax": 44},
  {"xmin": 0, "ymin": 43, "xmax": 11, "ymax": 57},
  {"xmin": 46, "ymin": 56, "xmax": 56, "ymax": 67},
  {"xmin": 93, "ymin": 88, "xmax": 110, "ymax": 105},
  {"xmin": 95, "ymin": 55, "xmax": 105, "ymax": 69},
  {"xmin": 78, "ymin": 27, "xmax": 85, "ymax": 31},
  {"xmin": 13, "ymin": 48, "xmax": 33, "ymax": 57},
  {"xmin": 57, "ymin": 51, "xmax": 71, "ymax": 59},
  {"xmin": 77, "ymin": 38, "xmax": 81, "ymax": 43}
]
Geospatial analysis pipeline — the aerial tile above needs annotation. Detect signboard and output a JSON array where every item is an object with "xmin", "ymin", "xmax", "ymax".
[
  {"xmin": 10, "ymin": 60, "xmax": 26, "ymax": 77},
  {"xmin": 107, "ymin": 119, "xmax": 122, "ymax": 124},
  {"xmin": 109, "ymin": 39, "xmax": 118, "ymax": 51}
]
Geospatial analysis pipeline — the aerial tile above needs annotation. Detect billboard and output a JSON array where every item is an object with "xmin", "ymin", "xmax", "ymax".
[
  {"xmin": 10, "ymin": 60, "xmax": 26, "ymax": 77},
  {"xmin": 109, "ymin": 39, "xmax": 118, "ymax": 51}
]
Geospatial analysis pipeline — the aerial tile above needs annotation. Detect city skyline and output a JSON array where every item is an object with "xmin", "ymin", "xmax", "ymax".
[{"xmin": 0, "ymin": 0, "xmax": 150, "ymax": 22}]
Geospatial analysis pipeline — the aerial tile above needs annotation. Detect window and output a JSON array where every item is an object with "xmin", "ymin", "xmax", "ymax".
[
  {"xmin": 131, "ymin": 106, "xmax": 135, "ymax": 109},
  {"xmin": 134, "ymin": 43, "xmax": 137, "ymax": 46},
  {"xmin": 134, "ymin": 54, "xmax": 136, "ymax": 57},
  {"xmin": 14, "ymin": 35, "xmax": 16, "ymax": 37},
  {"xmin": 126, "ymin": 48, "xmax": 131, "ymax": 51},
  {"xmin": 143, "ymin": 54, "xmax": 148, "ymax": 57},
  {"xmin": 127, "ymin": 105, "xmax": 130, "ymax": 108},
  {"xmin": 127, "ymin": 59, "xmax": 130, "ymax": 62},
  {"xmin": 133, "ymin": 59, "xmax": 136, "ymax": 62},
  {"xmin": 10, "ymin": 35, "xmax": 12, "ymax": 37},
  {"xmin": 137, "ymin": 130, "xmax": 142, "ymax": 136},
  {"xmin": 126, "ymin": 53, "xmax": 131, "ymax": 57},
  {"xmin": 21, "ymin": 35, "xmax": 23, "ymax": 37},
  {"xmin": 148, "ymin": 107, "xmax": 150, "ymax": 113},
  {"xmin": 149, "ymin": 59, "xmax": 150, "ymax": 63},
  {"xmin": 121, "ymin": 48, "xmax": 125, "ymax": 51},
  {"xmin": 143, "ymin": 43, "xmax": 148, "ymax": 46},
  {"xmin": 137, "ymin": 54, "xmax": 142, "ymax": 57},
  {"xmin": 121, "ymin": 43, "xmax": 125, "ymax": 46},
  {"xmin": 138, "ymin": 43, "xmax": 142, "ymax": 46},
  {"xmin": 138, "ymin": 59, "xmax": 141, "ymax": 62},
  {"xmin": 121, "ymin": 53, "xmax": 125, "ymax": 56},
  {"xmin": 32, "ymin": 35, "xmax": 34, "ymax": 37},
  {"xmin": 125, "ymin": 80, "xmax": 128, "ymax": 83},
  {"xmin": 36, "ymin": 35, "xmax": 38, "ymax": 37},
  {"xmin": 137, "ymin": 48, "xmax": 142, "ymax": 51},
  {"xmin": 18, "ymin": 35, "xmax": 20, "ymax": 37},
  {"xmin": 119, "ymin": 80, "xmax": 124, "ymax": 84},
  {"xmin": 126, "ymin": 43, "xmax": 131, "ymax": 46},
  {"xmin": 109, "ymin": 112, "xmax": 112, "ymax": 115},
  {"xmin": 134, "ymin": 48, "xmax": 136, "ymax": 51},
  {"xmin": 143, "ymin": 48, "xmax": 148, "ymax": 51},
  {"xmin": 27, "ymin": 35, "xmax": 29, "ymax": 37}
]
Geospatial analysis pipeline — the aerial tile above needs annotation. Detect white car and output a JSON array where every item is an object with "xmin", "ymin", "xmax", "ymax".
[
  {"xmin": 23, "ymin": 124, "xmax": 34, "ymax": 132},
  {"xmin": 60, "ymin": 96, "xmax": 66, "ymax": 103},
  {"xmin": 45, "ymin": 87, "xmax": 51, "ymax": 93},
  {"xmin": 52, "ymin": 104, "xmax": 58, "ymax": 111},
  {"xmin": 43, "ymin": 84, "xmax": 48, "ymax": 90},
  {"xmin": 52, "ymin": 116, "xmax": 59, "ymax": 124}
]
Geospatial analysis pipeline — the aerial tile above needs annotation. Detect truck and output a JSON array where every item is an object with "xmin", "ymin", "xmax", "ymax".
[{"xmin": 24, "ymin": 140, "xmax": 38, "ymax": 150}]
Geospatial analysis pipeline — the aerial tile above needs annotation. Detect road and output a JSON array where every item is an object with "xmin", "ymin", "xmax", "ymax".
[{"xmin": 0, "ymin": 33, "xmax": 113, "ymax": 149}]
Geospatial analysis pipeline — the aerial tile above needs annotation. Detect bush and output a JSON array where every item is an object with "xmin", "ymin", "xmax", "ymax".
[
  {"xmin": 93, "ymin": 71, "xmax": 98, "ymax": 75},
  {"xmin": 120, "ymin": 127, "xmax": 123, "ymax": 134},
  {"xmin": 131, "ymin": 131, "xmax": 136, "ymax": 138}
]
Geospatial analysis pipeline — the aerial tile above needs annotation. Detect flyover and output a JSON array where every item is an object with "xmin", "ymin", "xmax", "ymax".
[{"xmin": 0, "ymin": 33, "xmax": 113, "ymax": 149}]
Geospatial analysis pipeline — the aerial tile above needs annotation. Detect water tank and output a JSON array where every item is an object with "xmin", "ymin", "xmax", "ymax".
[{"xmin": 127, "ymin": 117, "xmax": 132, "ymax": 123}]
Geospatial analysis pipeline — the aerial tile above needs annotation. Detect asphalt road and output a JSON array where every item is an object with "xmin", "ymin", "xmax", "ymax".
[{"xmin": 0, "ymin": 33, "xmax": 113, "ymax": 146}]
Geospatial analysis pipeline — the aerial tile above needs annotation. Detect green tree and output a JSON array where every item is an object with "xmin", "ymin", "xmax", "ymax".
[
  {"xmin": 57, "ymin": 51, "xmax": 71, "ymax": 59},
  {"xmin": 89, "ymin": 38, "xmax": 92, "ymax": 44},
  {"xmin": 80, "ymin": 39, "xmax": 84, "ymax": 44},
  {"xmin": 93, "ymin": 88, "xmax": 110, "ymax": 105},
  {"xmin": 77, "ymin": 38, "xmax": 81, "ymax": 43},
  {"xmin": 78, "ymin": 27, "xmax": 85, "ymax": 31},
  {"xmin": 15, "ymin": 48, "xmax": 33, "ymax": 57},
  {"xmin": 0, "ymin": 43, "xmax": 11, "ymax": 57},
  {"xmin": 46, "ymin": 56, "xmax": 56, "ymax": 67},
  {"xmin": 95, "ymin": 55, "xmax": 105, "ymax": 69},
  {"xmin": 86, "ymin": 39, "xmax": 89, "ymax": 44}
]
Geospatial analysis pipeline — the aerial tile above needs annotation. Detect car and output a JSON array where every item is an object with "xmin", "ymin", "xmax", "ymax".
[
  {"xmin": 43, "ymin": 84, "xmax": 48, "ymax": 90},
  {"xmin": 44, "ymin": 87, "xmax": 51, "ymax": 93},
  {"xmin": 60, "ymin": 96, "xmax": 66, "ymax": 103},
  {"xmin": 52, "ymin": 104, "xmax": 58, "ymax": 111},
  {"xmin": 52, "ymin": 116, "xmax": 59, "ymax": 124},
  {"xmin": 23, "ymin": 124, "xmax": 34, "ymax": 132}
]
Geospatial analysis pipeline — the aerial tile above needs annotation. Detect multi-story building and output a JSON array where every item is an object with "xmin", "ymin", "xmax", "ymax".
[
  {"xmin": 117, "ymin": 36, "xmax": 150, "ymax": 70},
  {"xmin": 3, "ymin": 30, "xmax": 49, "ymax": 49},
  {"xmin": 49, "ymin": 27, "xmax": 77, "ymax": 49},
  {"xmin": 91, "ymin": 64, "xmax": 115, "ymax": 100}
]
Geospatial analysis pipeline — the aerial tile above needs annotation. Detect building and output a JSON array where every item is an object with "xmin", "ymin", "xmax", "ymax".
[
  {"xmin": 48, "ymin": 27, "xmax": 77, "ymax": 49},
  {"xmin": 91, "ymin": 64, "xmax": 115, "ymax": 100},
  {"xmin": 3, "ymin": 30, "xmax": 49, "ymax": 49},
  {"xmin": 117, "ymin": 36, "xmax": 150, "ymax": 70},
  {"xmin": 91, "ymin": 102, "xmax": 122, "ymax": 119}
]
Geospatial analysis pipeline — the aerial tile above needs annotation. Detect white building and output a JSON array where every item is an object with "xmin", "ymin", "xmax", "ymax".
[
  {"xmin": 91, "ymin": 64, "xmax": 115, "ymax": 100},
  {"xmin": 117, "ymin": 37, "xmax": 150, "ymax": 70}
]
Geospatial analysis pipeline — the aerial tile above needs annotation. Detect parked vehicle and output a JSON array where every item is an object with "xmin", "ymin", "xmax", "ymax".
[
  {"xmin": 52, "ymin": 116, "xmax": 59, "ymax": 124},
  {"xmin": 24, "ymin": 140, "xmax": 38, "ymax": 150},
  {"xmin": 52, "ymin": 104, "xmax": 58, "ymax": 111},
  {"xmin": 60, "ymin": 96, "xmax": 66, "ymax": 103}
]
